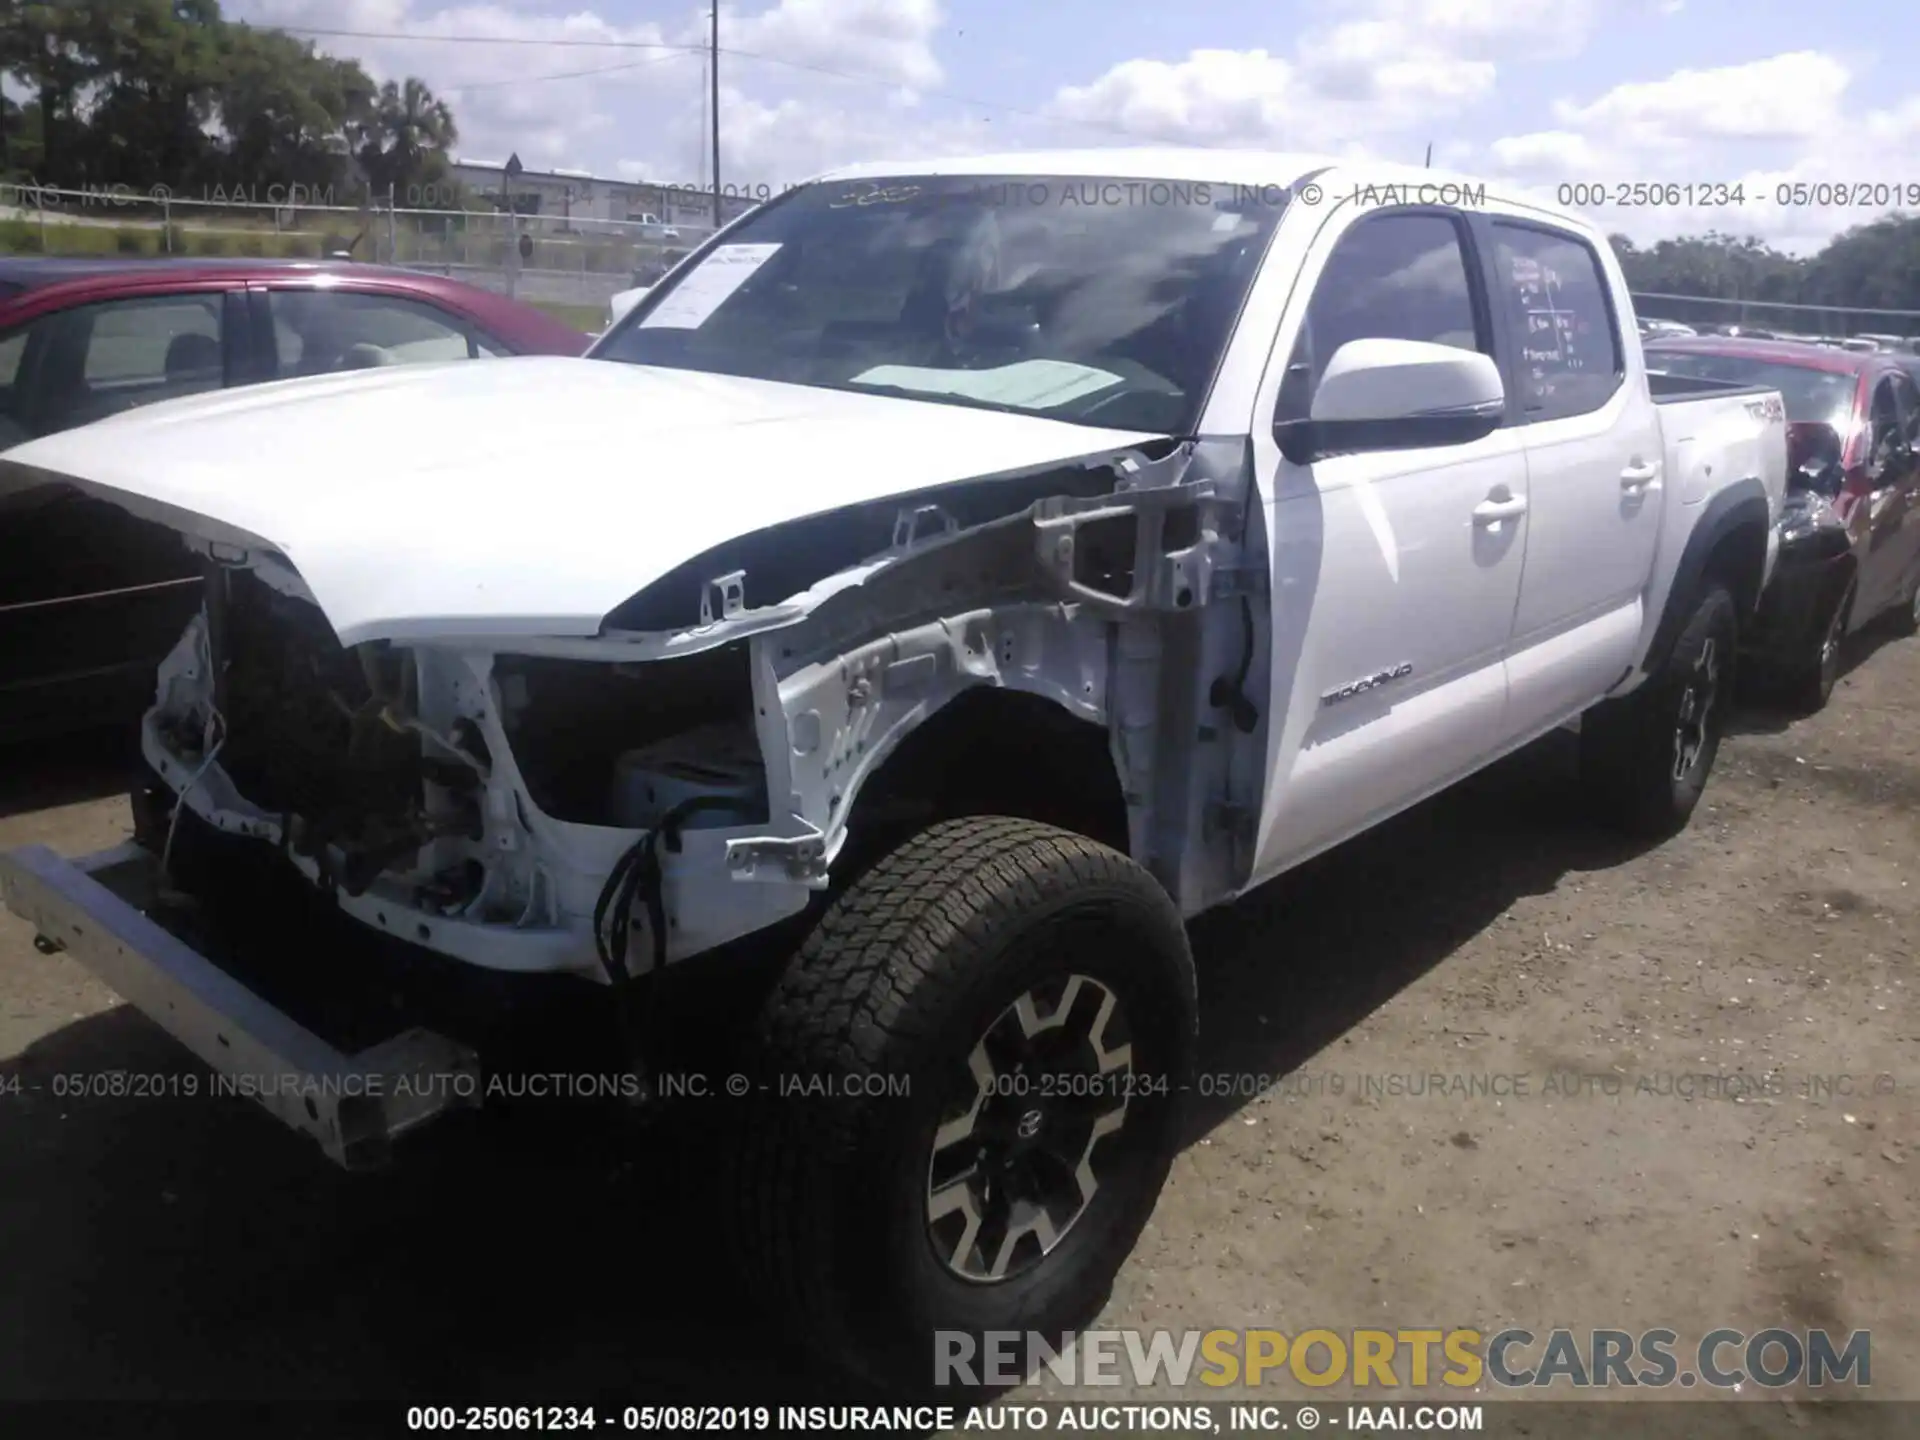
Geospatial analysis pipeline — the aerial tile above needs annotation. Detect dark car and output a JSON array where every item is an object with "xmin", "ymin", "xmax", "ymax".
[
  {"xmin": 0, "ymin": 258, "xmax": 589, "ymax": 743},
  {"xmin": 1647, "ymin": 337, "xmax": 1920, "ymax": 707}
]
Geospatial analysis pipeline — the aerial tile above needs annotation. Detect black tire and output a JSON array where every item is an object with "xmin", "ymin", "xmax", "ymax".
[
  {"xmin": 728, "ymin": 816, "xmax": 1197, "ymax": 1394},
  {"xmin": 1784, "ymin": 575, "xmax": 1855, "ymax": 713},
  {"xmin": 1580, "ymin": 583, "xmax": 1738, "ymax": 839}
]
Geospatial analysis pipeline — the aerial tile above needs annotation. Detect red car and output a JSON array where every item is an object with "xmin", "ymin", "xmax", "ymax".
[
  {"xmin": 0, "ymin": 258, "xmax": 589, "ymax": 742},
  {"xmin": 1647, "ymin": 337, "xmax": 1920, "ymax": 708}
]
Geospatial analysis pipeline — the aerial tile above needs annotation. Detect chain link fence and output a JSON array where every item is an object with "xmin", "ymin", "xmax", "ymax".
[
  {"xmin": 1629, "ymin": 291, "xmax": 1920, "ymax": 345},
  {"xmin": 0, "ymin": 181, "xmax": 701, "ymax": 319}
]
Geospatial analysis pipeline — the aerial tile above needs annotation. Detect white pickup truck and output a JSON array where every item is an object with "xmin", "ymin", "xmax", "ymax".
[{"xmin": 0, "ymin": 150, "xmax": 1786, "ymax": 1389}]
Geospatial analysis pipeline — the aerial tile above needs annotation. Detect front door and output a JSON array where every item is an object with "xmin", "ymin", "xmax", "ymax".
[
  {"xmin": 1247, "ymin": 206, "xmax": 1528, "ymax": 881},
  {"xmin": 1857, "ymin": 369, "xmax": 1920, "ymax": 624}
]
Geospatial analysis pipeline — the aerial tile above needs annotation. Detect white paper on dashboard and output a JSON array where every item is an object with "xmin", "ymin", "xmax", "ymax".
[
  {"xmin": 850, "ymin": 358, "xmax": 1124, "ymax": 409},
  {"xmin": 638, "ymin": 243, "xmax": 783, "ymax": 329}
]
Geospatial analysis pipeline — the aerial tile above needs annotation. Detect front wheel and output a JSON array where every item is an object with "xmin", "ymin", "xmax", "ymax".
[
  {"xmin": 727, "ymin": 816, "xmax": 1197, "ymax": 1393},
  {"xmin": 1580, "ymin": 584, "xmax": 1738, "ymax": 838}
]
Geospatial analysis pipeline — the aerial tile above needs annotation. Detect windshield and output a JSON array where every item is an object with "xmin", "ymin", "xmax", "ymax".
[
  {"xmin": 590, "ymin": 174, "xmax": 1287, "ymax": 434},
  {"xmin": 1645, "ymin": 349, "xmax": 1857, "ymax": 429}
]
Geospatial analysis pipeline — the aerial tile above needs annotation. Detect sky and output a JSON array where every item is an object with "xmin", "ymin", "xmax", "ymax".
[{"xmin": 223, "ymin": 0, "xmax": 1905, "ymax": 255}]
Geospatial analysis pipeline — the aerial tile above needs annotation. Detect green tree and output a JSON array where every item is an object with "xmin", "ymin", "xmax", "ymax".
[
  {"xmin": 79, "ymin": 0, "xmax": 226, "ymax": 190},
  {"xmin": 351, "ymin": 76, "xmax": 457, "ymax": 200},
  {"xmin": 2, "ymin": 2, "xmax": 100, "ymax": 185},
  {"xmin": 215, "ymin": 25, "xmax": 375, "ymax": 195}
]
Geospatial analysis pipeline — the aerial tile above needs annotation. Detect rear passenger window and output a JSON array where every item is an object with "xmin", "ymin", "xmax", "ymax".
[
  {"xmin": 80, "ymin": 296, "xmax": 223, "ymax": 388},
  {"xmin": 32, "ymin": 293, "xmax": 226, "ymax": 434},
  {"xmin": 1491, "ymin": 223, "xmax": 1623, "ymax": 421},
  {"xmin": 1279, "ymin": 213, "xmax": 1485, "ymax": 421}
]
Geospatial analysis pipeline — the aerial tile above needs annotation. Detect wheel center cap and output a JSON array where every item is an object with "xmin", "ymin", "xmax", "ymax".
[{"xmin": 1016, "ymin": 1107, "xmax": 1045, "ymax": 1140}]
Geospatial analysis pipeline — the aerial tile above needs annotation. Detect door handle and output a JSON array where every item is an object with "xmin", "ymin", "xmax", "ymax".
[
  {"xmin": 1473, "ymin": 494, "xmax": 1528, "ymax": 525},
  {"xmin": 1620, "ymin": 461, "xmax": 1659, "ymax": 491}
]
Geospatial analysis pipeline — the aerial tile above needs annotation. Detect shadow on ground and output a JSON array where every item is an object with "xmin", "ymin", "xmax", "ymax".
[{"xmin": 0, "ymin": 730, "xmax": 1658, "ymax": 1409}]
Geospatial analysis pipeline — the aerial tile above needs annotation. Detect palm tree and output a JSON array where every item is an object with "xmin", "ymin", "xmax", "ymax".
[{"xmin": 351, "ymin": 77, "xmax": 457, "ymax": 199}]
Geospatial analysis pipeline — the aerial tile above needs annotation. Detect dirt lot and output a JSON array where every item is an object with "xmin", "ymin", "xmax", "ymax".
[{"xmin": 0, "ymin": 625, "xmax": 1914, "ymax": 1411}]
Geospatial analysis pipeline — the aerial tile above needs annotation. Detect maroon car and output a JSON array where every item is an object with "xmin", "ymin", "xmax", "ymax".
[
  {"xmin": 1647, "ymin": 336, "xmax": 1920, "ymax": 708},
  {"xmin": 0, "ymin": 258, "xmax": 589, "ymax": 742}
]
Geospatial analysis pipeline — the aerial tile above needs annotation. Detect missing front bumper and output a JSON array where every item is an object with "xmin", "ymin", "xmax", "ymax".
[{"xmin": 0, "ymin": 841, "xmax": 480, "ymax": 1169}]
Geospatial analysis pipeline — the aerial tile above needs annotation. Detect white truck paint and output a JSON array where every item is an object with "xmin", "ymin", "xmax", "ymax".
[{"xmin": 0, "ymin": 148, "xmax": 1789, "ymax": 1380}]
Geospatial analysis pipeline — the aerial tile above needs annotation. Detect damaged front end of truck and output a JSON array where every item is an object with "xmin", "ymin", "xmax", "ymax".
[{"xmin": 134, "ymin": 434, "xmax": 1271, "ymax": 1011}]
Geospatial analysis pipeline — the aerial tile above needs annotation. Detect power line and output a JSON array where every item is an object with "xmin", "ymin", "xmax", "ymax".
[
  {"xmin": 443, "ymin": 51, "xmax": 693, "ymax": 95},
  {"xmin": 270, "ymin": 23, "xmax": 1206, "ymax": 148},
  {"xmin": 275, "ymin": 27, "xmax": 695, "ymax": 54}
]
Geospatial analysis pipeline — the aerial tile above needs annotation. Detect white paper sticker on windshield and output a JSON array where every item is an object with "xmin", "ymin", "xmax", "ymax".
[
  {"xmin": 638, "ymin": 243, "xmax": 782, "ymax": 329},
  {"xmin": 850, "ymin": 358, "xmax": 1125, "ymax": 409}
]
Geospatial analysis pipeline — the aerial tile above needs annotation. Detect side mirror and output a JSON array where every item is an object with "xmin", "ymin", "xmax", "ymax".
[{"xmin": 1275, "ymin": 338, "xmax": 1505, "ymax": 466}]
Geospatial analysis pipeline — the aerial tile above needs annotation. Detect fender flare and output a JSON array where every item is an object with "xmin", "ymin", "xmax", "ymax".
[{"xmin": 1644, "ymin": 477, "xmax": 1772, "ymax": 672}]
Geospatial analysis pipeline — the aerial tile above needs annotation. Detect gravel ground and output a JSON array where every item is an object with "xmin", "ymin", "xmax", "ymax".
[{"xmin": 0, "ymin": 625, "xmax": 1914, "ymax": 1411}]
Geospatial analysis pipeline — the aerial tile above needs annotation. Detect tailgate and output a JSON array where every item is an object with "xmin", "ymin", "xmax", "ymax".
[{"xmin": 0, "ymin": 841, "xmax": 479, "ymax": 1168}]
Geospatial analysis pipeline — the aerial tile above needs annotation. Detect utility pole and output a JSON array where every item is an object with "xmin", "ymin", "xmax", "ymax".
[{"xmin": 710, "ymin": 5, "xmax": 722, "ymax": 233}]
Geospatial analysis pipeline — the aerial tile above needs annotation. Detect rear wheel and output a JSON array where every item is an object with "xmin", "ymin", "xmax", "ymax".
[
  {"xmin": 1580, "ymin": 584, "xmax": 1737, "ymax": 838},
  {"xmin": 728, "ymin": 816, "xmax": 1197, "ymax": 1393},
  {"xmin": 1785, "ymin": 576, "xmax": 1855, "ymax": 713}
]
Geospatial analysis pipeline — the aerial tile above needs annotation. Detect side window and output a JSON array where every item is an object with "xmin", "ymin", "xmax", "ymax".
[
  {"xmin": 0, "ymin": 324, "xmax": 31, "ymax": 448},
  {"xmin": 0, "ymin": 327, "xmax": 26, "ymax": 388},
  {"xmin": 265, "ymin": 290, "xmax": 486, "ymax": 376},
  {"xmin": 1489, "ymin": 222, "xmax": 1623, "ymax": 422},
  {"xmin": 31, "ymin": 293, "xmax": 226, "ymax": 434},
  {"xmin": 80, "ymin": 295, "xmax": 224, "ymax": 389},
  {"xmin": 1866, "ymin": 376, "xmax": 1904, "ymax": 480},
  {"xmin": 1278, "ymin": 212, "xmax": 1484, "ymax": 421},
  {"xmin": 1883, "ymin": 372, "xmax": 1919, "ymax": 447}
]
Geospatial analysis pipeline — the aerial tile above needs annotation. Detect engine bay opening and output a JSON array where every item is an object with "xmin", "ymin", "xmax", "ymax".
[{"xmin": 494, "ymin": 644, "xmax": 770, "ymax": 829}]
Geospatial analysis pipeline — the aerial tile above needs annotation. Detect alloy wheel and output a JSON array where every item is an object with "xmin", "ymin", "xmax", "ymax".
[
  {"xmin": 925, "ymin": 973, "xmax": 1135, "ymax": 1284},
  {"xmin": 1673, "ymin": 636, "xmax": 1722, "ymax": 782}
]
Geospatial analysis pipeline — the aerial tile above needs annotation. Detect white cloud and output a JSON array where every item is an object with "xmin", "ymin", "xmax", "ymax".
[
  {"xmin": 724, "ymin": 0, "xmax": 943, "ymax": 93},
  {"xmin": 1050, "ymin": 50, "xmax": 1300, "ymax": 148},
  {"xmin": 1549, "ymin": 51, "xmax": 1849, "ymax": 145},
  {"xmin": 1480, "ymin": 50, "xmax": 1900, "ymax": 252},
  {"xmin": 1043, "ymin": 0, "xmax": 1597, "ymax": 155}
]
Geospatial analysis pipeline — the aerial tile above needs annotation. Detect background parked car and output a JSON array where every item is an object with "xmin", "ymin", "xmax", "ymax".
[
  {"xmin": 1648, "ymin": 336, "xmax": 1920, "ymax": 706},
  {"xmin": 0, "ymin": 258, "xmax": 590, "ymax": 744}
]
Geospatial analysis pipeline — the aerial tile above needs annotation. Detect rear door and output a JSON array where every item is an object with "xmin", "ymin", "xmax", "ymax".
[{"xmin": 1478, "ymin": 216, "xmax": 1664, "ymax": 735}]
